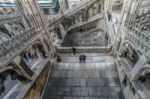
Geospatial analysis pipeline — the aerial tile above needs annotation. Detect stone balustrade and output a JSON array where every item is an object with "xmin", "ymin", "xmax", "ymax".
[
  {"xmin": 0, "ymin": 27, "xmax": 42, "ymax": 67},
  {"xmin": 0, "ymin": 9, "xmax": 21, "ymax": 24},
  {"xmin": 123, "ymin": 27, "xmax": 150, "ymax": 51},
  {"xmin": 57, "ymin": 44, "xmax": 111, "ymax": 53},
  {"xmin": 67, "ymin": 14, "xmax": 103, "ymax": 32},
  {"xmin": 122, "ymin": 27, "xmax": 150, "ymax": 80},
  {"xmin": 46, "ymin": 0, "xmax": 100, "ymax": 25}
]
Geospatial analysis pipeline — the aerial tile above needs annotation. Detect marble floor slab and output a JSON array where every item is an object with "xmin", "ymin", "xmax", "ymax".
[{"xmin": 42, "ymin": 55, "xmax": 124, "ymax": 99}]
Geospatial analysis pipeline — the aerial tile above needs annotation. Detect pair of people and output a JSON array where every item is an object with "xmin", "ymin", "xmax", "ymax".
[{"xmin": 79, "ymin": 54, "xmax": 86, "ymax": 63}]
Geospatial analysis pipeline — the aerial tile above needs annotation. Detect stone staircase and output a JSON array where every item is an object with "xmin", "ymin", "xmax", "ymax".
[{"xmin": 42, "ymin": 53, "xmax": 125, "ymax": 99}]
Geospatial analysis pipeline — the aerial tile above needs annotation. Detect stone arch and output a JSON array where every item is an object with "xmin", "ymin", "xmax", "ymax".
[
  {"xmin": 0, "ymin": 68, "xmax": 29, "ymax": 95},
  {"xmin": 119, "ymin": 40, "xmax": 140, "ymax": 56},
  {"xmin": 0, "ymin": 60, "xmax": 33, "ymax": 82},
  {"xmin": 119, "ymin": 40, "xmax": 140, "ymax": 66},
  {"xmin": 53, "ymin": 25, "xmax": 62, "ymax": 39},
  {"xmin": 86, "ymin": 4, "xmax": 95, "ymax": 20},
  {"xmin": 21, "ymin": 40, "xmax": 48, "ymax": 61},
  {"xmin": 143, "ymin": 70, "xmax": 150, "ymax": 80},
  {"xmin": 133, "ymin": 67, "xmax": 150, "ymax": 82},
  {"xmin": 0, "ymin": 68, "xmax": 29, "ymax": 81},
  {"xmin": 31, "ymin": 41, "xmax": 47, "ymax": 58}
]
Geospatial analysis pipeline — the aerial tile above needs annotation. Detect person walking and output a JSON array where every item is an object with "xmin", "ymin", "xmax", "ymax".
[
  {"xmin": 108, "ymin": 14, "xmax": 112, "ymax": 21},
  {"xmin": 72, "ymin": 47, "xmax": 76, "ymax": 55},
  {"xmin": 57, "ymin": 56, "xmax": 61, "ymax": 62},
  {"xmin": 79, "ymin": 55, "xmax": 82, "ymax": 63},
  {"xmin": 82, "ymin": 54, "xmax": 86, "ymax": 63}
]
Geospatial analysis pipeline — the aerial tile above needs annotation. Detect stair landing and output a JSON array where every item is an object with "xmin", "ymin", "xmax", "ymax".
[{"xmin": 42, "ymin": 53, "xmax": 124, "ymax": 99}]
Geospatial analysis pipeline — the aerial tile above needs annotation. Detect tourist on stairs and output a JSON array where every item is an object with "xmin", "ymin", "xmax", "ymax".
[
  {"xmin": 79, "ymin": 55, "xmax": 82, "ymax": 63},
  {"xmin": 82, "ymin": 54, "xmax": 86, "ymax": 63},
  {"xmin": 72, "ymin": 47, "xmax": 76, "ymax": 55}
]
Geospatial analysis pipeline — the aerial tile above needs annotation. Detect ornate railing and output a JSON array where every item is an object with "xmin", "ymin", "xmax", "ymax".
[
  {"xmin": 67, "ymin": 14, "xmax": 103, "ymax": 31},
  {"xmin": 64, "ymin": 0, "xmax": 97, "ymax": 16},
  {"xmin": 46, "ymin": 0, "xmax": 99, "ymax": 24},
  {"xmin": 0, "ymin": 12, "xmax": 21, "ymax": 20},
  {"xmin": 0, "ymin": 9, "xmax": 21, "ymax": 23},
  {"xmin": 123, "ymin": 27, "xmax": 150, "ymax": 50},
  {"xmin": 0, "ymin": 27, "xmax": 42, "ymax": 67}
]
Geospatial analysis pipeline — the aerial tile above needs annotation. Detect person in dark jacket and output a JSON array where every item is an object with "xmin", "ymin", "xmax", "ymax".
[
  {"xmin": 57, "ymin": 56, "xmax": 61, "ymax": 62},
  {"xmin": 82, "ymin": 54, "xmax": 86, "ymax": 63},
  {"xmin": 72, "ymin": 47, "xmax": 76, "ymax": 55},
  {"xmin": 108, "ymin": 14, "xmax": 112, "ymax": 21},
  {"xmin": 79, "ymin": 55, "xmax": 82, "ymax": 63}
]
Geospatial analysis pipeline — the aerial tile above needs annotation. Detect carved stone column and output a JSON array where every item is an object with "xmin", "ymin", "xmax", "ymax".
[{"xmin": 39, "ymin": 38, "xmax": 49, "ymax": 57}]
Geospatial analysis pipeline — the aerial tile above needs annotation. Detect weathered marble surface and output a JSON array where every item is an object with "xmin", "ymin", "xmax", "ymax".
[{"xmin": 42, "ymin": 55, "xmax": 124, "ymax": 99}]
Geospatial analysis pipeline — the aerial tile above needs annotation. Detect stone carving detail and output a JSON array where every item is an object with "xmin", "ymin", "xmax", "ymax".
[
  {"xmin": 47, "ymin": 0, "xmax": 104, "ymax": 46},
  {"xmin": 0, "ymin": 28, "xmax": 41, "ymax": 66},
  {"xmin": 116, "ymin": 1, "xmax": 150, "ymax": 98},
  {"xmin": 0, "ymin": 0, "xmax": 107, "ymax": 93},
  {"xmin": 0, "ymin": 9, "xmax": 21, "ymax": 25}
]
